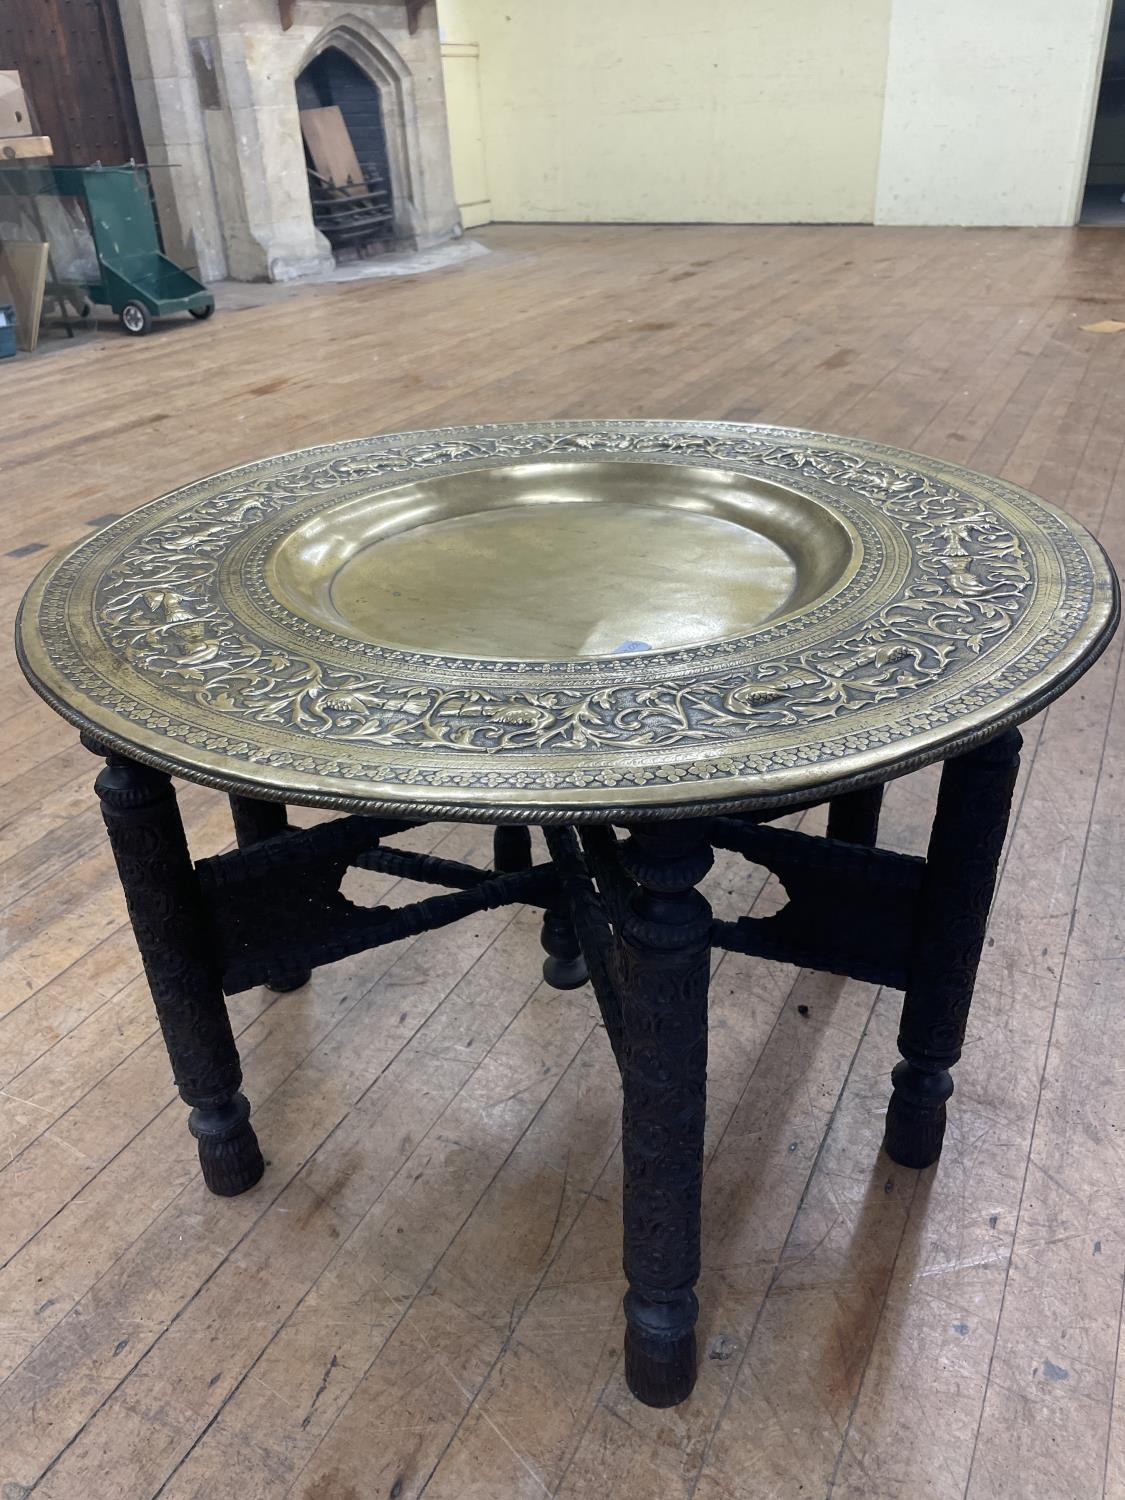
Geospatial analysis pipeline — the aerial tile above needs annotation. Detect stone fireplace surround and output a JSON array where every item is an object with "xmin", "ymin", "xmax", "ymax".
[{"xmin": 119, "ymin": 0, "xmax": 459, "ymax": 282}]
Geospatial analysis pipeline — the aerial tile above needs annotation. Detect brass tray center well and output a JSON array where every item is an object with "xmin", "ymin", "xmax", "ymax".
[{"xmin": 268, "ymin": 459, "xmax": 858, "ymax": 658}]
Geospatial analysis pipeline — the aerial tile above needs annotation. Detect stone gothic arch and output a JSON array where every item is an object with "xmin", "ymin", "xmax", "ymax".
[{"xmin": 297, "ymin": 17, "xmax": 422, "ymax": 241}]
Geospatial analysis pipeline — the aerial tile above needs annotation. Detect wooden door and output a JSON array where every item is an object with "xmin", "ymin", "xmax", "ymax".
[{"xmin": 0, "ymin": 0, "xmax": 144, "ymax": 166}]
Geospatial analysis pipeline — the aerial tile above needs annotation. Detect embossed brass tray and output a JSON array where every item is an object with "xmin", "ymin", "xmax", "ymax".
[{"xmin": 16, "ymin": 421, "xmax": 1119, "ymax": 820}]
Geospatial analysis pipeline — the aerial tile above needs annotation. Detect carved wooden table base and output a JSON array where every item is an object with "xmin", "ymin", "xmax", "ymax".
[{"xmin": 83, "ymin": 727, "xmax": 1021, "ymax": 1408}]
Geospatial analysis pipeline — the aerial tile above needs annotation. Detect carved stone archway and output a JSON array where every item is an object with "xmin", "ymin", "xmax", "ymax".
[
  {"xmin": 114, "ymin": 0, "xmax": 458, "ymax": 281},
  {"xmin": 298, "ymin": 17, "xmax": 423, "ymax": 243}
]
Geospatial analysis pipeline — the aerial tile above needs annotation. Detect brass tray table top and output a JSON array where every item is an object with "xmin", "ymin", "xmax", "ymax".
[{"xmin": 16, "ymin": 420, "xmax": 1118, "ymax": 820}]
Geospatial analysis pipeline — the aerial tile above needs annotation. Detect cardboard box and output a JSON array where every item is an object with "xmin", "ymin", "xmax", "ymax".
[
  {"xmin": 0, "ymin": 136, "xmax": 51, "ymax": 160},
  {"xmin": 0, "ymin": 71, "xmax": 33, "ymax": 138}
]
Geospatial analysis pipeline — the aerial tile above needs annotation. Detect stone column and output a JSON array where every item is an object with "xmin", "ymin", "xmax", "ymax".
[
  {"xmin": 396, "ymin": 1, "xmax": 462, "ymax": 247},
  {"xmin": 199, "ymin": 0, "xmax": 334, "ymax": 282},
  {"xmin": 117, "ymin": 0, "xmax": 228, "ymax": 281}
]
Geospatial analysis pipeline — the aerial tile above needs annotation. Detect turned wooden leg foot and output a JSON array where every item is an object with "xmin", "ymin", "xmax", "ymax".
[
  {"xmin": 494, "ymin": 824, "xmax": 590, "ymax": 988},
  {"xmin": 540, "ymin": 906, "xmax": 589, "ymax": 990},
  {"xmin": 264, "ymin": 967, "xmax": 311, "ymax": 993},
  {"xmin": 189, "ymin": 1092, "xmax": 265, "ymax": 1196},
  {"xmin": 883, "ymin": 1061, "xmax": 953, "ymax": 1169},
  {"xmin": 536, "ymin": 825, "xmax": 588, "ymax": 989},
  {"xmin": 623, "ymin": 1290, "xmax": 699, "ymax": 1407}
]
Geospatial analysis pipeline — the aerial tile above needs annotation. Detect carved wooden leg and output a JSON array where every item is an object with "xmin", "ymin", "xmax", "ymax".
[
  {"xmin": 498, "ymin": 823, "xmax": 590, "ymax": 991},
  {"xmin": 884, "ymin": 728, "xmax": 1022, "ymax": 1168},
  {"xmin": 229, "ymin": 794, "xmax": 310, "ymax": 992},
  {"xmin": 617, "ymin": 820, "xmax": 713, "ymax": 1406},
  {"xmin": 540, "ymin": 900, "xmax": 589, "ymax": 990},
  {"xmin": 826, "ymin": 783, "xmax": 884, "ymax": 846},
  {"xmin": 492, "ymin": 824, "xmax": 532, "ymax": 873},
  {"xmin": 494, "ymin": 824, "xmax": 586, "ymax": 987},
  {"xmin": 94, "ymin": 753, "xmax": 264, "ymax": 1195}
]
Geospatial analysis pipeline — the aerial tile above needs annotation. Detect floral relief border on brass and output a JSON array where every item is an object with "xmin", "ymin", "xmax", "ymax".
[{"xmin": 18, "ymin": 422, "xmax": 1116, "ymax": 811}]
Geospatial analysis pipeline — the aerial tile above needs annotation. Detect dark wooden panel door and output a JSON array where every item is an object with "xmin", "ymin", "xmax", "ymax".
[{"xmin": 0, "ymin": 0, "xmax": 144, "ymax": 165}]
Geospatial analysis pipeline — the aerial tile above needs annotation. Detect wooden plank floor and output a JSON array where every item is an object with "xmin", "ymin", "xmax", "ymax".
[{"xmin": 1, "ymin": 222, "xmax": 1124, "ymax": 1499}]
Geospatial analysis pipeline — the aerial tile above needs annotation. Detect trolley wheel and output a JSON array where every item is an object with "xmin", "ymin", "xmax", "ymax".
[
  {"xmin": 189, "ymin": 303, "xmax": 215, "ymax": 321},
  {"xmin": 120, "ymin": 301, "xmax": 152, "ymax": 335}
]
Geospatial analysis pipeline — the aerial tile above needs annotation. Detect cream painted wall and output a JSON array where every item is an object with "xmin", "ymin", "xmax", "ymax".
[
  {"xmin": 439, "ymin": 0, "xmax": 1113, "ymax": 229},
  {"xmin": 874, "ymin": 0, "xmax": 1113, "ymax": 226},
  {"xmin": 439, "ymin": 0, "xmax": 893, "ymax": 224}
]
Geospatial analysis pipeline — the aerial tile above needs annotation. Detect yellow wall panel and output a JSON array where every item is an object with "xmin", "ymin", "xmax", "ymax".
[
  {"xmin": 441, "ymin": 40, "xmax": 492, "ymax": 227},
  {"xmin": 438, "ymin": 0, "xmax": 892, "ymax": 223}
]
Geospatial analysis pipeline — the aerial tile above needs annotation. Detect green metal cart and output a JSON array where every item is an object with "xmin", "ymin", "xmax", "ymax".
[{"xmin": 48, "ymin": 165, "xmax": 215, "ymax": 335}]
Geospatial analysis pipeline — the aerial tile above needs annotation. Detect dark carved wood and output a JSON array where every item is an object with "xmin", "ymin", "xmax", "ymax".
[
  {"xmin": 539, "ymin": 902, "xmax": 589, "ymax": 990},
  {"xmin": 492, "ymin": 822, "xmax": 589, "ymax": 989},
  {"xmin": 517, "ymin": 821, "xmax": 588, "ymax": 990},
  {"xmin": 354, "ymin": 844, "xmax": 495, "ymax": 890},
  {"xmin": 493, "ymin": 825, "xmax": 533, "ymax": 874},
  {"xmin": 826, "ymin": 784, "xmax": 885, "ymax": 846},
  {"xmin": 229, "ymin": 793, "xmax": 289, "ymax": 847},
  {"xmin": 229, "ymin": 795, "xmax": 311, "ymax": 992},
  {"xmin": 884, "ymin": 729, "xmax": 1022, "ymax": 1168},
  {"xmin": 580, "ymin": 825, "xmax": 635, "ymax": 930},
  {"xmin": 196, "ymin": 822, "xmax": 557, "ymax": 993},
  {"xmin": 93, "ymin": 753, "xmax": 264, "ymax": 1196},
  {"xmin": 616, "ymin": 820, "xmax": 713, "ymax": 1407},
  {"xmin": 542, "ymin": 826, "xmax": 623, "ymax": 1064},
  {"xmin": 711, "ymin": 818, "xmax": 924, "ymax": 986},
  {"xmin": 81, "ymin": 731, "xmax": 1025, "ymax": 1400}
]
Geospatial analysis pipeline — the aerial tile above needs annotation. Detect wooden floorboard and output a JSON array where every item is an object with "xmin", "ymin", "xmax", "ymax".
[{"xmin": 0, "ymin": 222, "xmax": 1122, "ymax": 1498}]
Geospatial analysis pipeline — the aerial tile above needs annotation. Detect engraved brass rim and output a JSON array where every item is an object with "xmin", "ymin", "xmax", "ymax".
[{"xmin": 16, "ymin": 420, "xmax": 1120, "ymax": 823}]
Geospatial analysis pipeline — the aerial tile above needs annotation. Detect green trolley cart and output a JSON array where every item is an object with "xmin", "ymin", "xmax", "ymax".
[
  {"xmin": 46, "ymin": 164, "xmax": 214, "ymax": 335},
  {"xmin": 0, "ymin": 166, "xmax": 216, "ymax": 337}
]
